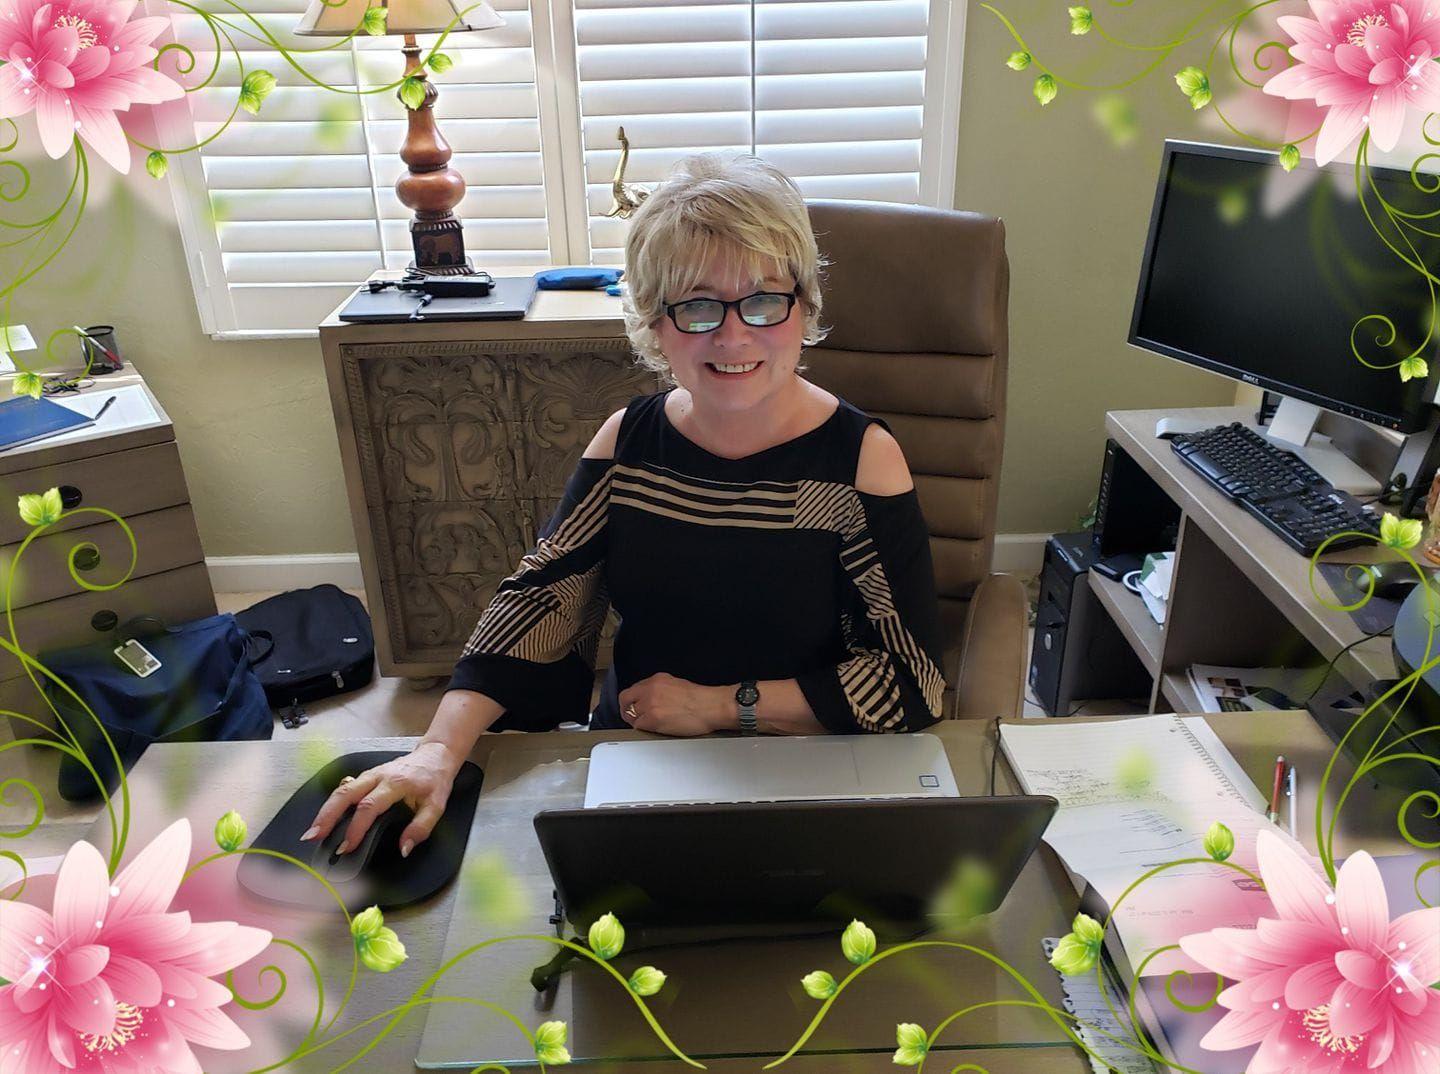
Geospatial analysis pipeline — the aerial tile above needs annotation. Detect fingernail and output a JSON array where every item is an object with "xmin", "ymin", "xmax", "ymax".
[
  {"xmin": 336, "ymin": 841, "xmax": 351, "ymax": 855},
  {"xmin": 400, "ymin": 840, "xmax": 413, "ymax": 859},
  {"xmin": 301, "ymin": 826, "xmax": 319, "ymax": 841}
]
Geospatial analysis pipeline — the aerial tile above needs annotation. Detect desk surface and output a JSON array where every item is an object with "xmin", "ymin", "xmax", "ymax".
[
  {"xmin": 1106, "ymin": 407, "xmax": 1398, "ymax": 693},
  {"xmin": 31, "ymin": 710, "xmax": 1411, "ymax": 1072},
  {"xmin": 319, "ymin": 268, "xmax": 628, "ymax": 333}
]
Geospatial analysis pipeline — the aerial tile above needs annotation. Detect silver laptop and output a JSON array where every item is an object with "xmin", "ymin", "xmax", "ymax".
[{"xmin": 583, "ymin": 734, "xmax": 960, "ymax": 807}]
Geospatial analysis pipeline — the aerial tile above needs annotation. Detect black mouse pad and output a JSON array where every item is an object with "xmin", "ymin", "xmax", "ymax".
[
  {"xmin": 238, "ymin": 750, "xmax": 483, "ymax": 912},
  {"xmin": 1317, "ymin": 562, "xmax": 1404, "ymax": 635}
]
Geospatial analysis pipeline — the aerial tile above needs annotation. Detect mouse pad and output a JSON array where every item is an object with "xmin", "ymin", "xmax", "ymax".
[
  {"xmin": 1316, "ymin": 562, "xmax": 1405, "ymax": 635},
  {"xmin": 238, "ymin": 750, "xmax": 484, "ymax": 912}
]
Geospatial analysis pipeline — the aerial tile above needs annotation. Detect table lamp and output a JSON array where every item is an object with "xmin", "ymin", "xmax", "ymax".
[{"xmin": 294, "ymin": 0, "xmax": 504, "ymax": 277}]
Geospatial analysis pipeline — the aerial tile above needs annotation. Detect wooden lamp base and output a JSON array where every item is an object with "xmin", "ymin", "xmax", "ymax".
[{"xmin": 395, "ymin": 35, "xmax": 479, "ymax": 277}]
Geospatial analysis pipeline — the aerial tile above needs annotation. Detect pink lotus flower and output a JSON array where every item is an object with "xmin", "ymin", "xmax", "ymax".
[
  {"xmin": 0, "ymin": 819, "xmax": 272, "ymax": 1073},
  {"xmin": 0, "ymin": 0, "xmax": 184, "ymax": 173},
  {"xmin": 1264, "ymin": 1, "xmax": 1440, "ymax": 165},
  {"xmin": 1179, "ymin": 830, "xmax": 1440, "ymax": 1073}
]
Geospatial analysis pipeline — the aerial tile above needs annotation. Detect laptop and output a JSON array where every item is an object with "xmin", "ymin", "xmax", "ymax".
[
  {"xmin": 534, "ymin": 795, "xmax": 1058, "ymax": 942},
  {"xmin": 583, "ymin": 733, "xmax": 961, "ymax": 807}
]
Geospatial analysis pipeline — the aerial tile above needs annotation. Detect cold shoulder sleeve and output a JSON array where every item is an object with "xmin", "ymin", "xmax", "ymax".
[
  {"xmin": 796, "ymin": 488, "xmax": 945, "ymax": 733},
  {"xmin": 447, "ymin": 457, "xmax": 612, "ymax": 730}
]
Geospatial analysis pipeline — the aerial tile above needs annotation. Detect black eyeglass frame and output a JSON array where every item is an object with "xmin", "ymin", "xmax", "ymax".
[{"xmin": 662, "ymin": 290, "xmax": 800, "ymax": 334}]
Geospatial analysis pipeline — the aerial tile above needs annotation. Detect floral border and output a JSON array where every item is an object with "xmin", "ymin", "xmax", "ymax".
[{"xmin": 0, "ymin": 1, "xmax": 1438, "ymax": 1072}]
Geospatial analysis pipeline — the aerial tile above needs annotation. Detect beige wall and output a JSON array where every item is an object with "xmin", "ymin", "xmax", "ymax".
[
  {"xmin": 18, "ymin": 0, "xmax": 1238, "ymax": 556},
  {"xmin": 955, "ymin": 1, "xmax": 1237, "ymax": 533},
  {"xmin": 18, "ymin": 162, "xmax": 355, "ymax": 556}
]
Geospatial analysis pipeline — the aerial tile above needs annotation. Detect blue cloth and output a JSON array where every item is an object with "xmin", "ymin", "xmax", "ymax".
[
  {"xmin": 44, "ymin": 614, "xmax": 274, "ymax": 801},
  {"xmin": 535, "ymin": 267, "xmax": 624, "ymax": 290}
]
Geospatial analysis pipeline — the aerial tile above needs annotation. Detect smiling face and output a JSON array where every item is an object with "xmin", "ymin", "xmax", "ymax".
[{"xmin": 652, "ymin": 246, "xmax": 808, "ymax": 414}]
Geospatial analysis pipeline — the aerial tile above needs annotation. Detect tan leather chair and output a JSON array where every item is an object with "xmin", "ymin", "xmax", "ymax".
[{"xmin": 803, "ymin": 200, "xmax": 1028, "ymax": 720}]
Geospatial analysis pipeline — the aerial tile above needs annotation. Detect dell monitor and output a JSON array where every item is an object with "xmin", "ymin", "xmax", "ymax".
[{"xmin": 1129, "ymin": 140, "xmax": 1436, "ymax": 462}]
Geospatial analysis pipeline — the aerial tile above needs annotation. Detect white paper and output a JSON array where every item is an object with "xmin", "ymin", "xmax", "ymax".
[
  {"xmin": 1043, "ymin": 936, "xmax": 1161, "ymax": 1074},
  {"xmin": 0, "ymin": 324, "xmax": 36, "ymax": 351},
  {"xmin": 44, "ymin": 384, "xmax": 160, "ymax": 446},
  {"xmin": 1002, "ymin": 715, "xmax": 1305, "ymax": 975},
  {"xmin": 1001, "ymin": 714, "xmax": 1266, "ymax": 813},
  {"xmin": 1186, "ymin": 663, "xmax": 1312, "ymax": 714}
]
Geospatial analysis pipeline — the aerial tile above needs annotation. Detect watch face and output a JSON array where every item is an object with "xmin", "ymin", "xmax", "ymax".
[{"xmin": 736, "ymin": 683, "xmax": 760, "ymax": 706}]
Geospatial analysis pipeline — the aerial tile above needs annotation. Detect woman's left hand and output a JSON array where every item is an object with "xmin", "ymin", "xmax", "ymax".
[{"xmin": 618, "ymin": 672, "xmax": 731, "ymax": 736}]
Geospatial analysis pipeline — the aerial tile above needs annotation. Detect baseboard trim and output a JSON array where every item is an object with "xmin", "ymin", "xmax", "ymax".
[
  {"xmin": 207, "ymin": 554, "xmax": 363, "ymax": 593},
  {"xmin": 211, "ymin": 537, "xmax": 1052, "ymax": 594},
  {"xmin": 993, "ymin": 533, "xmax": 1050, "ymax": 576}
]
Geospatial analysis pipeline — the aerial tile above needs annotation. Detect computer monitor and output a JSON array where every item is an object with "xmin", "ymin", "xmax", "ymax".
[{"xmin": 1129, "ymin": 140, "xmax": 1436, "ymax": 438}]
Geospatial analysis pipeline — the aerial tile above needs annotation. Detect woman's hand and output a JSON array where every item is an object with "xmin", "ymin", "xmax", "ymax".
[
  {"xmin": 300, "ymin": 741, "xmax": 463, "ymax": 858},
  {"xmin": 618, "ymin": 672, "xmax": 733, "ymax": 736}
]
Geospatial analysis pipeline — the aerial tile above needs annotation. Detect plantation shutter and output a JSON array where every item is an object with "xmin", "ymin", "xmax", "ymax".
[
  {"xmin": 161, "ymin": 0, "xmax": 958, "ymax": 335},
  {"xmin": 169, "ymin": 0, "xmax": 551, "ymax": 333},
  {"xmin": 574, "ymin": 0, "xmax": 932, "ymax": 263}
]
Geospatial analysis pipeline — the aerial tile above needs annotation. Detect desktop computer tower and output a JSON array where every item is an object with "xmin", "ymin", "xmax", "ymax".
[{"xmin": 1029, "ymin": 531, "xmax": 1152, "ymax": 716}]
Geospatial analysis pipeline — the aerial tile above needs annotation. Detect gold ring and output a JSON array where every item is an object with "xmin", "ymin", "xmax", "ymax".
[{"xmin": 625, "ymin": 704, "xmax": 639, "ymax": 721}]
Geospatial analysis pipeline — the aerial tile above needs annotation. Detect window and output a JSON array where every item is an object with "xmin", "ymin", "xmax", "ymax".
[{"xmin": 155, "ymin": 0, "xmax": 965, "ymax": 337}]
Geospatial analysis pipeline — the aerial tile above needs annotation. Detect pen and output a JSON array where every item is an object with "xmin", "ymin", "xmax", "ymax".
[
  {"xmin": 72, "ymin": 325, "xmax": 119, "ymax": 364},
  {"xmin": 1268, "ymin": 755, "xmax": 1287, "ymax": 825},
  {"xmin": 1286, "ymin": 765, "xmax": 1297, "ymax": 836},
  {"xmin": 93, "ymin": 395, "xmax": 117, "ymax": 422}
]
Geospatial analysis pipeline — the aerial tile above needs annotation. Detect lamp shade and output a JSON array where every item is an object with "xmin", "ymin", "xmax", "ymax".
[{"xmin": 294, "ymin": 0, "xmax": 503, "ymax": 36}]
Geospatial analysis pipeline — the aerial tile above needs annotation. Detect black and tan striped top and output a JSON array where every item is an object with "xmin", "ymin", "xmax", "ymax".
[{"xmin": 448, "ymin": 388, "xmax": 946, "ymax": 734}]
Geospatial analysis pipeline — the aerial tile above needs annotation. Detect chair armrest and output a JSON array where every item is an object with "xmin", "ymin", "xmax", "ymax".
[{"xmin": 952, "ymin": 572, "xmax": 1029, "ymax": 720}]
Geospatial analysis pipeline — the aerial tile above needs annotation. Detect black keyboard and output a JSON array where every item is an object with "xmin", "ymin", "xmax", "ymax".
[{"xmin": 1168, "ymin": 423, "xmax": 1382, "ymax": 555}]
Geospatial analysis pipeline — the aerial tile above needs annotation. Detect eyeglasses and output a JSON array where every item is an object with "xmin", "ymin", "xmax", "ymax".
[{"xmin": 664, "ymin": 290, "xmax": 799, "ymax": 334}]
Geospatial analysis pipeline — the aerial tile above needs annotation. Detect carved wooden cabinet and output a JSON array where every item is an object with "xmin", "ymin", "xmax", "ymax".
[{"xmin": 320, "ymin": 284, "xmax": 659, "ymax": 679}]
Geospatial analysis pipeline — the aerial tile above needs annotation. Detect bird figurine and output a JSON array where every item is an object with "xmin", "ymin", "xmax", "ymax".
[{"xmin": 602, "ymin": 126, "xmax": 651, "ymax": 219}]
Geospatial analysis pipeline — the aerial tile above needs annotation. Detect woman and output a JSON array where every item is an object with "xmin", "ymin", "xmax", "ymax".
[{"xmin": 304, "ymin": 153, "xmax": 946, "ymax": 858}]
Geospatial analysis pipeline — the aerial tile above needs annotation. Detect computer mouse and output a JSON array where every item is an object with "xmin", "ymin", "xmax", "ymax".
[
  {"xmin": 238, "ymin": 750, "xmax": 485, "ymax": 911},
  {"xmin": 1358, "ymin": 562, "xmax": 1424, "ymax": 601},
  {"xmin": 311, "ymin": 798, "xmax": 415, "ymax": 886}
]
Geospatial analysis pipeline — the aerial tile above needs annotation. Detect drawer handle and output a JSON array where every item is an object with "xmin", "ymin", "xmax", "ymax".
[
  {"xmin": 59, "ymin": 485, "xmax": 82, "ymax": 509},
  {"xmin": 72, "ymin": 544, "xmax": 102, "ymax": 573}
]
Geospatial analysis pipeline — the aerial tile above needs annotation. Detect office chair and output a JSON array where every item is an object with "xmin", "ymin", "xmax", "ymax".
[{"xmin": 803, "ymin": 200, "xmax": 1025, "ymax": 720}]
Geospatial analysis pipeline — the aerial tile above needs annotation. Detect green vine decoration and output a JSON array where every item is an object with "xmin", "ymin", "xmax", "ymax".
[
  {"xmin": 0, "ymin": 0, "xmax": 487, "ymax": 396},
  {"xmin": 983, "ymin": 1, "xmax": 1440, "ymax": 386},
  {"xmin": 3, "ymin": 3, "xmax": 1439, "ymax": 1072}
]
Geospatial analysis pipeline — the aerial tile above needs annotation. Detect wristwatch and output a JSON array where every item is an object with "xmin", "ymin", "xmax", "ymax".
[{"xmin": 735, "ymin": 680, "xmax": 759, "ymax": 736}]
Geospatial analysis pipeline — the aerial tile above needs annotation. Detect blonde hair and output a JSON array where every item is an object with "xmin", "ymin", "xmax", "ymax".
[{"xmin": 621, "ymin": 153, "xmax": 829, "ymax": 381}]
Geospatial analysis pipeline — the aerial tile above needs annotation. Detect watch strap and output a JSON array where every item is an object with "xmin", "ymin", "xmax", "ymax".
[{"xmin": 736, "ymin": 680, "xmax": 759, "ymax": 735}]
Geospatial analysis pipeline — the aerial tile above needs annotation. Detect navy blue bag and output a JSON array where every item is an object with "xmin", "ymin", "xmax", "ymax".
[{"xmin": 42, "ymin": 614, "xmax": 275, "ymax": 802}]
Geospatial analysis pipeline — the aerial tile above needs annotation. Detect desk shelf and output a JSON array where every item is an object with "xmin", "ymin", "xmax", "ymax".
[
  {"xmin": 1083, "ymin": 407, "xmax": 1396, "ymax": 716},
  {"xmin": 1089, "ymin": 573, "xmax": 1162, "ymax": 676},
  {"xmin": 1160, "ymin": 671, "xmax": 1202, "ymax": 714}
]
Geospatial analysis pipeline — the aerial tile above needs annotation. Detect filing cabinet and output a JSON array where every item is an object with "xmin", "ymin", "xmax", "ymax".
[{"xmin": 0, "ymin": 371, "xmax": 217, "ymax": 741}]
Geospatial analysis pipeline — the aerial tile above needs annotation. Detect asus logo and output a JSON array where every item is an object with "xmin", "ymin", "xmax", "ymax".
[{"xmin": 1241, "ymin": 373, "xmax": 1259, "ymax": 384}]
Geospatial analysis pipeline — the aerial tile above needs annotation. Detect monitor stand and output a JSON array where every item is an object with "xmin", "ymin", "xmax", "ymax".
[{"xmin": 1262, "ymin": 397, "xmax": 1383, "ymax": 496}]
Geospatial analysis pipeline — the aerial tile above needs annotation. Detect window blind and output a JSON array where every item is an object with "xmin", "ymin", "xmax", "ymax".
[
  {"xmin": 575, "ymin": 0, "xmax": 931, "ymax": 263},
  {"xmin": 160, "ymin": 0, "xmax": 956, "ymax": 335},
  {"xmin": 170, "ymin": 0, "xmax": 549, "ymax": 332}
]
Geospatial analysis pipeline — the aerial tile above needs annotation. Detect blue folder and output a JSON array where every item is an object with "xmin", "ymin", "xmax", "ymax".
[{"xmin": 0, "ymin": 395, "xmax": 94, "ymax": 452}]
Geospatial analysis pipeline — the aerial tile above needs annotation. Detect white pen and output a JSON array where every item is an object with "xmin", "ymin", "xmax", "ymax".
[{"xmin": 1286, "ymin": 766, "xmax": 1297, "ymax": 836}]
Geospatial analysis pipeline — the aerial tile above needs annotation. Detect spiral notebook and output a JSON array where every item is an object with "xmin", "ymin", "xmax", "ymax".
[
  {"xmin": 1001, "ymin": 714, "xmax": 1283, "ymax": 976},
  {"xmin": 1042, "ymin": 937, "xmax": 1161, "ymax": 1074},
  {"xmin": 0, "ymin": 394, "xmax": 96, "ymax": 452}
]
